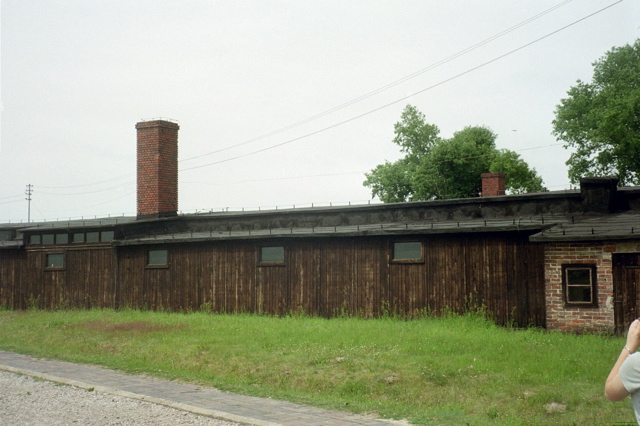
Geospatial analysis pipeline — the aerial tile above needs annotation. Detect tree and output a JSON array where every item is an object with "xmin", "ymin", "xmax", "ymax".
[
  {"xmin": 363, "ymin": 105, "xmax": 441, "ymax": 202},
  {"xmin": 364, "ymin": 105, "xmax": 545, "ymax": 202},
  {"xmin": 552, "ymin": 39, "xmax": 640, "ymax": 185}
]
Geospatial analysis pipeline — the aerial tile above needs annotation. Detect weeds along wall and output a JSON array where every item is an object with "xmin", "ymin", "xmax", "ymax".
[{"xmin": 0, "ymin": 232, "xmax": 545, "ymax": 327}]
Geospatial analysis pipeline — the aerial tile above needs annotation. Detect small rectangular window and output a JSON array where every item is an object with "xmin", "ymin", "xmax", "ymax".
[
  {"xmin": 30, "ymin": 235, "xmax": 41, "ymax": 244},
  {"xmin": 260, "ymin": 246, "xmax": 285, "ymax": 264},
  {"xmin": 0, "ymin": 230, "xmax": 12, "ymax": 241},
  {"xmin": 55, "ymin": 234, "xmax": 69, "ymax": 244},
  {"xmin": 101, "ymin": 231, "xmax": 115, "ymax": 242},
  {"xmin": 46, "ymin": 253, "xmax": 64, "ymax": 269},
  {"xmin": 563, "ymin": 264, "xmax": 597, "ymax": 307},
  {"xmin": 42, "ymin": 234, "xmax": 55, "ymax": 245},
  {"xmin": 73, "ymin": 233, "xmax": 85, "ymax": 243},
  {"xmin": 86, "ymin": 232, "xmax": 100, "ymax": 243},
  {"xmin": 392, "ymin": 242, "xmax": 423, "ymax": 261},
  {"xmin": 148, "ymin": 249, "xmax": 168, "ymax": 266}
]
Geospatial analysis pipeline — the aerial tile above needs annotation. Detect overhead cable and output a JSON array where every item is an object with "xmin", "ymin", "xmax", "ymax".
[
  {"xmin": 180, "ymin": 1, "xmax": 622, "ymax": 173},
  {"xmin": 180, "ymin": 0, "xmax": 574, "ymax": 163}
]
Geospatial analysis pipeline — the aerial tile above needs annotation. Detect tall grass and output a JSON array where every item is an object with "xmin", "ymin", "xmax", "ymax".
[{"xmin": 0, "ymin": 309, "xmax": 632, "ymax": 424}]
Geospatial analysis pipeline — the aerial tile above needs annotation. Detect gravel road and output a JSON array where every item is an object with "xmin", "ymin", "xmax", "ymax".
[{"xmin": 0, "ymin": 370, "xmax": 241, "ymax": 425}]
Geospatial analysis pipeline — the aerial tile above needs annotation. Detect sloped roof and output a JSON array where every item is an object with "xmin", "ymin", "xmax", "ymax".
[
  {"xmin": 530, "ymin": 212, "xmax": 640, "ymax": 242},
  {"xmin": 115, "ymin": 215, "xmax": 568, "ymax": 246},
  {"xmin": 4, "ymin": 179, "xmax": 640, "ymax": 247},
  {"xmin": 11, "ymin": 216, "xmax": 137, "ymax": 231}
]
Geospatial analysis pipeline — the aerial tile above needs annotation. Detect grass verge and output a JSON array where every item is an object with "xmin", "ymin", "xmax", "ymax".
[{"xmin": 0, "ymin": 309, "xmax": 633, "ymax": 425}]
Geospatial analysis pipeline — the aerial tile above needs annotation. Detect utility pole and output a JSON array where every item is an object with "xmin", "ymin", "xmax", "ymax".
[{"xmin": 25, "ymin": 184, "xmax": 33, "ymax": 223}]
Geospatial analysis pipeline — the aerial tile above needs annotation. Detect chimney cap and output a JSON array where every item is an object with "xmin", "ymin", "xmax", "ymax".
[{"xmin": 135, "ymin": 118, "xmax": 180, "ymax": 130}]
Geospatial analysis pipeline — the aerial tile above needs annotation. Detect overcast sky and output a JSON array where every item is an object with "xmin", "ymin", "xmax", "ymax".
[{"xmin": 1, "ymin": 0, "xmax": 638, "ymax": 223}]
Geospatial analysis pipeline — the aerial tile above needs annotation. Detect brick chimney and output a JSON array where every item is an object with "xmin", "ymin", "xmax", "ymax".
[
  {"xmin": 136, "ymin": 120, "xmax": 179, "ymax": 219},
  {"xmin": 481, "ymin": 173, "xmax": 506, "ymax": 197}
]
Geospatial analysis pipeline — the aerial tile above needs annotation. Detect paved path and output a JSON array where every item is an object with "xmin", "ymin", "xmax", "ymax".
[{"xmin": 0, "ymin": 351, "xmax": 400, "ymax": 426}]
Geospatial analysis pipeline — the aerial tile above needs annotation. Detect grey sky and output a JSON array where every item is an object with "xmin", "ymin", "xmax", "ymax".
[{"xmin": 1, "ymin": 0, "xmax": 638, "ymax": 223}]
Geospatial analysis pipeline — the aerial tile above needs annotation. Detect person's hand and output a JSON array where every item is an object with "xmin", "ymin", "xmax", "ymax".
[
  {"xmin": 627, "ymin": 319, "xmax": 640, "ymax": 352},
  {"xmin": 605, "ymin": 319, "xmax": 640, "ymax": 401}
]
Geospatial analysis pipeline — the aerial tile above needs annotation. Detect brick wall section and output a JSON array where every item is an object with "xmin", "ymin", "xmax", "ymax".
[
  {"xmin": 136, "ymin": 120, "xmax": 179, "ymax": 219},
  {"xmin": 545, "ymin": 242, "xmax": 614, "ymax": 332},
  {"xmin": 481, "ymin": 173, "xmax": 506, "ymax": 197}
]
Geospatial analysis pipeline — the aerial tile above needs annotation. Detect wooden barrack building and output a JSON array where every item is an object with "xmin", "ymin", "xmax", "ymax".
[{"xmin": 2, "ymin": 120, "xmax": 640, "ymax": 332}]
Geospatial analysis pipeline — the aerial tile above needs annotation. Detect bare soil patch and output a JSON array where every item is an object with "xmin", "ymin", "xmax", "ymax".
[{"xmin": 73, "ymin": 320, "xmax": 187, "ymax": 334}]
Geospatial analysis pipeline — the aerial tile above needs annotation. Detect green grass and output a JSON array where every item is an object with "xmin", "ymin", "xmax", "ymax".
[{"xmin": 0, "ymin": 309, "xmax": 633, "ymax": 424}]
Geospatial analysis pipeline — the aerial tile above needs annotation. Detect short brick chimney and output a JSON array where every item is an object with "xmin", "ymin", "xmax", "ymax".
[
  {"xmin": 136, "ymin": 120, "xmax": 179, "ymax": 219},
  {"xmin": 481, "ymin": 173, "xmax": 506, "ymax": 197}
]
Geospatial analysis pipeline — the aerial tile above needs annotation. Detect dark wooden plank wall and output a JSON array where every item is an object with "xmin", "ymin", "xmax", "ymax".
[
  {"xmin": 288, "ymin": 241, "xmax": 320, "ymax": 316},
  {"xmin": 0, "ymin": 250, "xmax": 27, "ymax": 308},
  {"xmin": 0, "ymin": 247, "xmax": 115, "ymax": 309},
  {"xmin": 1, "ymin": 232, "xmax": 546, "ymax": 326},
  {"xmin": 66, "ymin": 248, "xmax": 116, "ymax": 309}
]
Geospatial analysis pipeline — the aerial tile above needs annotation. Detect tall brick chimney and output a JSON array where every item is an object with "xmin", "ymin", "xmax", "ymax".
[
  {"xmin": 481, "ymin": 173, "xmax": 506, "ymax": 197},
  {"xmin": 136, "ymin": 120, "xmax": 179, "ymax": 219}
]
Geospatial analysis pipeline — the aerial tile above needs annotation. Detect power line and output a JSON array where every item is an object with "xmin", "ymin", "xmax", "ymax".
[
  {"xmin": 5, "ymin": 2, "xmax": 617, "ymax": 219},
  {"xmin": 182, "ymin": 171, "xmax": 366, "ymax": 187},
  {"xmin": 37, "ymin": 172, "xmax": 134, "ymax": 190},
  {"xmin": 180, "ymin": 1, "xmax": 622, "ymax": 173},
  {"xmin": 0, "ymin": 198, "xmax": 23, "ymax": 205},
  {"xmin": 180, "ymin": 0, "xmax": 575, "ymax": 164},
  {"xmin": 13, "ymin": 1, "xmax": 581, "ymax": 196},
  {"xmin": 0, "ymin": 194, "xmax": 24, "ymax": 202},
  {"xmin": 37, "ymin": 181, "xmax": 134, "ymax": 196}
]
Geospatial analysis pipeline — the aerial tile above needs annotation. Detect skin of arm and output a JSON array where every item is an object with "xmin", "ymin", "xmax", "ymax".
[{"xmin": 605, "ymin": 319, "xmax": 640, "ymax": 401}]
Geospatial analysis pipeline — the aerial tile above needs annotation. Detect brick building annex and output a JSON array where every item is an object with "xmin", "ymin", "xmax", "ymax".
[{"xmin": 2, "ymin": 119, "xmax": 640, "ymax": 333}]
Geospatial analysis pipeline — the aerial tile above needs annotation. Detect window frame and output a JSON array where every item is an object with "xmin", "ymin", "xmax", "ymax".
[
  {"xmin": 55, "ymin": 233, "xmax": 69, "ymax": 245},
  {"xmin": 71, "ymin": 230, "xmax": 117, "ymax": 244},
  {"xmin": 45, "ymin": 252, "xmax": 65, "ymax": 270},
  {"xmin": 562, "ymin": 264, "xmax": 598, "ymax": 307},
  {"xmin": 0, "ymin": 230, "xmax": 13, "ymax": 241},
  {"xmin": 101, "ymin": 231, "xmax": 115, "ymax": 242},
  {"xmin": 86, "ymin": 232, "xmax": 100, "ymax": 243},
  {"xmin": 147, "ymin": 249, "xmax": 169, "ymax": 269},
  {"xmin": 390, "ymin": 241, "xmax": 424, "ymax": 264},
  {"xmin": 258, "ymin": 245, "xmax": 286, "ymax": 266}
]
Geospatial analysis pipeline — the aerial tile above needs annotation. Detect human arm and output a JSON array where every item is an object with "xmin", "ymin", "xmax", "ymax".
[{"xmin": 605, "ymin": 319, "xmax": 640, "ymax": 401}]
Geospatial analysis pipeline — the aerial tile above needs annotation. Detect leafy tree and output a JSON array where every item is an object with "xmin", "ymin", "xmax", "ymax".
[
  {"xmin": 364, "ymin": 105, "xmax": 545, "ymax": 202},
  {"xmin": 552, "ymin": 39, "xmax": 640, "ymax": 185},
  {"xmin": 363, "ymin": 159, "xmax": 414, "ymax": 203},
  {"xmin": 391, "ymin": 105, "xmax": 441, "ymax": 160},
  {"xmin": 490, "ymin": 149, "xmax": 545, "ymax": 194},
  {"xmin": 363, "ymin": 105, "xmax": 441, "ymax": 202}
]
